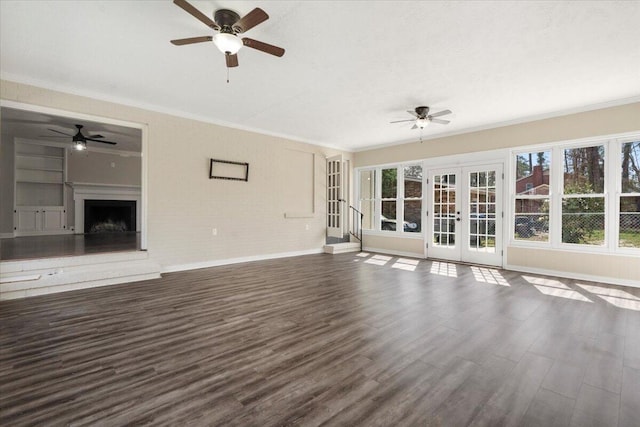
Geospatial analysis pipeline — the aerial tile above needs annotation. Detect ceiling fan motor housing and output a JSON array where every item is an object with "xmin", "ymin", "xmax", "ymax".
[
  {"xmin": 415, "ymin": 106, "xmax": 430, "ymax": 118},
  {"xmin": 215, "ymin": 9, "xmax": 240, "ymax": 33}
]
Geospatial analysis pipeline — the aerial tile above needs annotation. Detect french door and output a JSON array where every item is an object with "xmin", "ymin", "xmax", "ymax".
[
  {"xmin": 427, "ymin": 164, "xmax": 503, "ymax": 266},
  {"xmin": 327, "ymin": 154, "xmax": 345, "ymax": 238}
]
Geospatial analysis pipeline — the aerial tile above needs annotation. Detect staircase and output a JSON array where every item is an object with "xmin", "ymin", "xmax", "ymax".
[
  {"xmin": 323, "ymin": 240, "xmax": 361, "ymax": 254},
  {"xmin": 0, "ymin": 251, "xmax": 161, "ymax": 300},
  {"xmin": 323, "ymin": 205, "xmax": 364, "ymax": 255}
]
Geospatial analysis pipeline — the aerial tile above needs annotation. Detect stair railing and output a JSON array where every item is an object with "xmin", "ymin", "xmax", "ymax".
[{"xmin": 348, "ymin": 205, "xmax": 364, "ymax": 252}]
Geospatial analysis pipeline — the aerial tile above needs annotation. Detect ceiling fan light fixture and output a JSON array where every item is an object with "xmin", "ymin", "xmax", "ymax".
[
  {"xmin": 212, "ymin": 33, "xmax": 243, "ymax": 54},
  {"xmin": 74, "ymin": 140, "xmax": 87, "ymax": 151},
  {"xmin": 416, "ymin": 118, "xmax": 430, "ymax": 129}
]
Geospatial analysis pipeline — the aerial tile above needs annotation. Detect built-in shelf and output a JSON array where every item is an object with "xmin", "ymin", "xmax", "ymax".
[{"xmin": 14, "ymin": 141, "xmax": 67, "ymax": 235}]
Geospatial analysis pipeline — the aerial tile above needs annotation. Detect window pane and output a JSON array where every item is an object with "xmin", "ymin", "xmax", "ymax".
[
  {"xmin": 621, "ymin": 141, "xmax": 640, "ymax": 194},
  {"xmin": 516, "ymin": 151, "xmax": 550, "ymax": 195},
  {"xmin": 359, "ymin": 170, "xmax": 375, "ymax": 199},
  {"xmin": 562, "ymin": 197, "xmax": 605, "ymax": 245},
  {"xmin": 381, "ymin": 168, "xmax": 397, "ymax": 198},
  {"xmin": 620, "ymin": 196, "xmax": 640, "ymax": 248},
  {"xmin": 403, "ymin": 200, "xmax": 421, "ymax": 232},
  {"xmin": 563, "ymin": 146, "xmax": 605, "ymax": 194},
  {"xmin": 381, "ymin": 201, "xmax": 397, "ymax": 231},
  {"xmin": 514, "ymin": 198, "xmax": 549, "ymax": 242},
  {"xmin": 404, "ymin": 165, "xmax": 422, "ymax": 198},
  {"xmin": 361, "ymin": 200, "xmax": 374, "ymax": 230}
]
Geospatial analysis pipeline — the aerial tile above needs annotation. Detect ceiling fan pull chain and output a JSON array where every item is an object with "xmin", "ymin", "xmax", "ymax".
[{"xmin": 227, "ymin": 66, "xmax": 230, "ymax": 83}]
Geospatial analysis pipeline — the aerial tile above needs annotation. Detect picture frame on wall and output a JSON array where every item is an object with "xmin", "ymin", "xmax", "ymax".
[{"xmin": 209, "ymin": 159, "xmax": 249, "ymax": 182}]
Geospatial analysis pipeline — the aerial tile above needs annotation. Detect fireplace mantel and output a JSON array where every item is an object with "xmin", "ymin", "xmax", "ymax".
[{"xmin": 68, "ymin": 182, "xmax": 141, "ymax": 234}]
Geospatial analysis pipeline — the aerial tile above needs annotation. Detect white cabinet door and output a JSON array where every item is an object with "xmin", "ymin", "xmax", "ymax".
[
  {"xmin": 41, "ymin": 207, "xmax": 65, "ymax": 232},
  {"xmin": 15, "ymin": 208, "xmax": 39, "ymax": 232},
  {"xmin": 15, "ymin": 206, "xmax": 66, "ymax": 235}
]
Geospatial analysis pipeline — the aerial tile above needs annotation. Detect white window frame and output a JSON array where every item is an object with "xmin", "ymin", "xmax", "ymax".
[
  {"xmin": 509, "ymin": 131, "xmax": 640, "ymax": 255},
  {"xmin": 512, "ymin": 148, "xmax": 552, "ymax": 246},
  {"xmin": 357, "ymin": 162, "xmax": 425, "ymax": 239}
]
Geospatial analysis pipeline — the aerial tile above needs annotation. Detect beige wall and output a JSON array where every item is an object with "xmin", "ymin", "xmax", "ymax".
[
  {"xmin": 363, "ymin": 235, "xmax": 424, "ymax": 257},
  {"xmin": 67, "ymin": 150, "xmax": 141, "ymax": 186},
  {"xmin": 355, "ymin": 102, "xmax": 640, "ymax": 285},
  {"xmin": 356, "ymin": 103, "xmax": 640, "ymax": 167},
  {"xmin": 1, "ymin": 80, "xmax": 352, "ymax": 269}
]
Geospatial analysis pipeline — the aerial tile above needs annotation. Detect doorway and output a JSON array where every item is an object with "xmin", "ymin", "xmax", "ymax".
[{"xmin": 427, "ymin": 163, "xmax": 504, "ymax": 267}]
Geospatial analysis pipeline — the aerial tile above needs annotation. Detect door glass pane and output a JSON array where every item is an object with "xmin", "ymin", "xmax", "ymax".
[
  {"xmin": 468, "ymin": 169, "xmax": 496, "ymax": 253},
  {"xmin": 433, "ymin": 173, "xmax": 456, "ymax": 247}
]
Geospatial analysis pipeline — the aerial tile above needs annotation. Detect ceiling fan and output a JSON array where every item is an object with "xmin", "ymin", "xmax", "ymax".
[
  {"xmin": 170, "ymin": 0, "xmax": 285, "ymax": 71},
  {"xmin": 391, "ymin": 106, "xmax": 452, "ymax": 129},
  {"xmin": 45, "ymin": 124, "xmax": 117, "ymax": 151}
]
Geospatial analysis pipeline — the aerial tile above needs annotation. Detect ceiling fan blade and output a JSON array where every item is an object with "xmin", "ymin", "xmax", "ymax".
[
  {"xmin": 242, "ymin": 38, "xmax": 285, "ymax": 57},
  {"xmin": 429, "ymin": 109, "xmax": 452, "ymax": 118},
  {"xmin": 411, "ymin": 124, "xmax": 418, "ymax": 130},
  {"xmin": 406, "ymin": 110, "xmax": 419, "ymax": 118},
  {"xmin": 233, "ymin": 8, "xmax": 269, "ymax": 33},
  {"xmin": 226, "ymin": 53, "xmax": 239, "ymax": 68},
  {"xmin": 47, "ymin": 128, "xmax": 73, "ymax": 136},
  {"xmin": 171, "ymin": 36, "xmax": 213, "ymax": 46},
  {"xmin": 430, "ymin": 118, "xmax": 450, "ymax": 125},
  {"xmin": 39, "ymin": 135, "xmax": 69, "ymax": 138},
  {"xmin": 85, "ymin": 137, "xmax": 117, "ymax": 145},
  {"xmin": 390, "ymin": 119, "xmax": 416, "ymax": 123},
  {"xmin": 88, "ymin": 134, "xmax": 105, "ymax": 139},
  {"xmin": 173, "ymin": 0, "xmax": 219, "ymax": 29}
]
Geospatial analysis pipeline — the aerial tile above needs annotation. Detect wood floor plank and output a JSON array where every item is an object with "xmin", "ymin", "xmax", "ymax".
[{"xmin": 1, "ymin": 252, "xmax": 638, "ymax": 426}]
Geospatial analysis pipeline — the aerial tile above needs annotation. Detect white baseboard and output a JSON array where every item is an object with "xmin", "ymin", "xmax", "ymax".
[
  {"xmin": 14, "ymin": 230, "xmax": 75, "ymax": 237},
  {"xmin": 362, "ymin": 246, "xmax": 424, "ymax": 259},
  {"xmin": 162, "ymin": 248, "xmax": 324, "ymax": 273},
  {"xmin": 0, "ymin": 232, "xmax": 15, "ymax": 239},
  {"xmin": 505, "ymin": 263, "xmax": 640, "ymax": 289}
]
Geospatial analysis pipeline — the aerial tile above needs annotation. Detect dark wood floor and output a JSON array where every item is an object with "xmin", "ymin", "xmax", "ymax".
[
  {"xmin": 1, "ymin": 252, "xmax": 639, "ymax": 426},
  {"xmin": 0, "ymin": 232, "xmax": 140, "ymax": 261}
]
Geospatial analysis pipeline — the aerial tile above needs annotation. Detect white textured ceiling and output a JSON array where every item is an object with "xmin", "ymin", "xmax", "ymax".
[{"xmin": 1, "ymin": 0, "xmax": 639, "ymax": 151}]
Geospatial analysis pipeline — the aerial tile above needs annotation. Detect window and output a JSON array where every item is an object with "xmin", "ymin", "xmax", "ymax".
[
  {"xmin": 359, "ymin": 170, "xmax": 375, "ymax": 230},
  {"xmin": 403, "ymin": 165, "xmax": 422, "ymax": 233},
  {"xmin": 514, "ymin": 151, "xmax": 550, "ymax": 242},
  {"xmin": 620, "ymin": 140, "xmax": 640, "ymax": 248},
  {"xmin": 512, "ymin": 133, "xmax": 640, "ymax": 254},
  {"xmin": 358, "ymin": 164, "xmax": 423, "ymax": 234},
  {"xmin": 381, "ymin": 168, "xmax": 397, "ymax": 231},
  {"xmin": 561, "ymin": 145, "xmax": 605, "ymax": 245}
]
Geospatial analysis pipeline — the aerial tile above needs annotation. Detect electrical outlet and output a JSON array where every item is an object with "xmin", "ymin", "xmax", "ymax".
[
  {"xmin": 305, "ymin": 224, "xmax": 310, "ymax": 230},
  {"xmin": 212, "ymin": 228, "xmax": 218, "ymax": 236}
]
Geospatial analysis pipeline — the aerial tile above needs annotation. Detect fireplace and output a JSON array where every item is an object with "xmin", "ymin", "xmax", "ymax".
[{"xmin": 84, "ymin": 200, "xmax": 136, "ymax": 233}]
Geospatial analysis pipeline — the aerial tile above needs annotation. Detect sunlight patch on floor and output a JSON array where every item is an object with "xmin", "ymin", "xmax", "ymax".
[
  {"xmin": 523, "ymin": 275, "xmax": 592, "ymax": 302},
  {"xmin": 392, "ymin": 258, "xmax": 420, "ymax": 272},
  {"xmin": 576, "ymin": 283, "xmax": 640, "ymax": 311},
  {"xmin": 365, "ymin": 254, "xmax": 392, "ymax": 266},
  {"xmin": 430, "ymin": 261, "xmax": 458, "ymax": 277},
  {"xmin": 471, "ymin": 266, "xmax": 510, "ymax": 286}
]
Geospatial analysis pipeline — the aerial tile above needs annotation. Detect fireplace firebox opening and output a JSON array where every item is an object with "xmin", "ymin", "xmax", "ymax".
[{"xmin": 84, "ymin": 200, "xmax": 136, "ymax": 234}]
